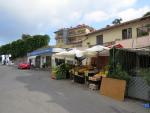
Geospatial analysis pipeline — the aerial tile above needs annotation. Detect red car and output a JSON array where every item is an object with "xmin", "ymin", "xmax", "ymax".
[{"xmin": 18, "ymin": 63, "xmax": 31, "ymax": 69}]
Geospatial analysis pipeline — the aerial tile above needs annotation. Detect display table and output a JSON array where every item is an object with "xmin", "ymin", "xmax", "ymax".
[
  {"xmin": 88, "ymin": 77, "xmax": 101, "ymax": 90},
  {"xmin": 73, "ymin": 74, "xmax": 85, "ymax": 84},
  {"xmin": 85, "ymin": 70, "xmax": 97, "ymax": 84}
]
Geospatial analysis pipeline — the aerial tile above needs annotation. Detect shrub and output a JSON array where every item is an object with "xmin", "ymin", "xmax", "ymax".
[
  {"xmin": 108, "ymin": 63, "xmax": 131, "ymax": 83},
  {"xmin": 55, "ymin": 63, "xmax": 71, "ymax": 79}
]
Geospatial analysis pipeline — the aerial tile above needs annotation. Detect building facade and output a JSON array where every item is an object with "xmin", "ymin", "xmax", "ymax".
[
  {"xmin": 27, "ymin": 47, "xmax": 65, "ymax": 68},
  {"xmin": 55, "ymin": 24, "xmax": 94, "ymax": 48},
  {"xmin": 83, "ymin": 16, "xmax": 150, "ymax": 48}
]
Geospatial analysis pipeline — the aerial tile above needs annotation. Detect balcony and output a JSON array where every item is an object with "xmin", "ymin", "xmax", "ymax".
[{"xmin": 116, "ymin": 32, "xmax": 150, "ymax": 48}]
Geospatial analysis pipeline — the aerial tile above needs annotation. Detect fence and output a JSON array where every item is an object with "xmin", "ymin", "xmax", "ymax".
[{"xmin": 128, "ymin": 77, "xmax": 150, "ymax": 101}]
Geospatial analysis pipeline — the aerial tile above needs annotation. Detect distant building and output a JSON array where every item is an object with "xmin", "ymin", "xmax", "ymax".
[
  {"xmin": 83, "ymin": 16, "xmax": 150, "ymax": 48},
  {"xmin": 27, "ymin": 46, "xmax": 65, "ymax": 68},
  {"xmin": 54, "ymin": 24, "xmax": 95, "ymax": 48}
]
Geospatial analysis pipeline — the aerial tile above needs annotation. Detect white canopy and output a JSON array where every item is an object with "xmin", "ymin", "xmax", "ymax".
[
  {"xmin": 86, "ymin": 45, "xmax": 110, "ymax": 52},
  {"xmin": 67, "ymin": 48, "xmax": 84, "ymax": 57},
  {"xmin": 54, "ymin": 48, "xmax": 85, "ymax": 58},
  {"xmin": 85, "ymin": 45, "xmax": 110, "ymax": 56},
  {"xmin": 52, "ymin": 48, "xmax": 66, "ymax": 53},
  {"xmin": 55, "ymin": 51, "xmax": 68, "ymax": 57}
]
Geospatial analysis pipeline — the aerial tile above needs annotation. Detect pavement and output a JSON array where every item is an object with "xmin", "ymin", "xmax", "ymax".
[{"xmin": 0, "ymin": 65, "xmax": 149, "ymax": 113}]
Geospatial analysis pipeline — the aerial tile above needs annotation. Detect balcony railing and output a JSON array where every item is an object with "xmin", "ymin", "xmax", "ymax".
[{"xmin": 116, "ymin": 32, "xmax": 150, "ymax": 48}]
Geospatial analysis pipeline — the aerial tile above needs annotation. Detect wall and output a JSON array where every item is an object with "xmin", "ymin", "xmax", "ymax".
[
  {"xmin": 55, "ymin": 39, "xmax": 64, "ymax": 48},
  {"xmin": 27, "ymin": 57, "xmax": 36, "ymax": 66}
]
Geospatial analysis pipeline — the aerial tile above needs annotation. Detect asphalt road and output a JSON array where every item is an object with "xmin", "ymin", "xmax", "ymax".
[{"xmin": 0, "ymin": 65, "xmax": 149, "ymax": 113}]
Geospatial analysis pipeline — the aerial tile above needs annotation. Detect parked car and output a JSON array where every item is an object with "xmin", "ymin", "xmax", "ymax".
[{"xmin": 18, "ymin": 63, "xmax": 31, "ymax": 69}]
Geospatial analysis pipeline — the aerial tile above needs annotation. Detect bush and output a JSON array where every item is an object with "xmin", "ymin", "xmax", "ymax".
[
  {"xmin": 55, "ymin": 63, "xmax": 71, "ymax": 80},
  {"xmin": 108, "ymin": 64, "xmax": 131, "ymax": 83}
]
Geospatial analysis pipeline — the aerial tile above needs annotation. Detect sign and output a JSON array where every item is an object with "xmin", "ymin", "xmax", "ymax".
[
  {"xmin": 144, "ymin": 103, "xmax": 150, "ymax": 108},
  {"xmin": 28, "ymin": 48, "xmax": 52, "ymax": 56}
]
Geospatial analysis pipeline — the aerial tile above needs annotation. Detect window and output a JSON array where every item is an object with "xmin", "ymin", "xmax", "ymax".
[
  {"xmin": 122, "ymin": 28, "xmax": 132, "ymax": 39},
  {"xmin": 137, "ymin": 27, "xmax": 149, "ymax": 37},
  {"xmin": 96, "ymin": 35, "xmax": 103, "ymax": 45}
]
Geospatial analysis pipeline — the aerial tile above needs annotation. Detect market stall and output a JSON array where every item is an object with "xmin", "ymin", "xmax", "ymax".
[{"xmin": 52, "ymin": 45, "xmax": 110, "ymax": 89}]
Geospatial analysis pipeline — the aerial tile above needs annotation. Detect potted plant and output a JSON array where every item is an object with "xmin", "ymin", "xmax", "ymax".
[{"xmin": 55, "ymin": 63, "xmax": 71, "ymax": 80}]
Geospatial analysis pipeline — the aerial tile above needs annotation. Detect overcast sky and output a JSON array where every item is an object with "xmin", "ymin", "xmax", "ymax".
[{"xmin": 0, "ymin": 0, "xmax": 150, "ymax": 46}]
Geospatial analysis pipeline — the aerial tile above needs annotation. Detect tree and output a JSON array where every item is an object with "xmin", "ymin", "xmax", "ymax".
[
  {"xmin": 143, "ymin": 11, "xmax": 150, "ymax": 17},
  {"xmin": 0, "ymin": 34, "xmax": 50, "ymax": 59},
  {"xmin": 112, "ymin": 18, "xmax": 122, "ymax": 25},
  {"xmin": 22, "ymin": 34, "xmax": 32, "ymax": 40}
]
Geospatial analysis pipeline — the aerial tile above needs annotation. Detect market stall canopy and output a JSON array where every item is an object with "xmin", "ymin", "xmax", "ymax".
[
  {"xmin": 67, "ymin": 48, "xmax": 85, "ymax": 58},
  {"xmin": 85, "ymin": 45, "xmax": 110, "ymax": 56},
  {"xmin": 54, "ymin": 48, "xmax": 85, "ymax": 58},
  {"xmin": 55, "ymin": 51, "xmax": 68, "ymax": 57},
  {"xmin": 86, "ymin": 45, "xmax": 110, "ymax": 52}
]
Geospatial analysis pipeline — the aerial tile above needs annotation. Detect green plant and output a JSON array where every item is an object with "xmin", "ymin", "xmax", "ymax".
[
  {"xmin": 138, "ymin": 68, "xmax": 150, "ymax": 86},
  {"xmin": 141, "ymin": 31, "xmax": 149, "ymax": 36},
  {"xmin": 0, "ymin": 34, "xmax": 50, "ymax": 59},
  {"xmin": 108, "ymin": 63, "xmax": 131, "ymax": 83},
  {"xmin": 55, "ymin": 63, "xmax": 71, "ymax": 79},
  {"xmin": 42, "ymin": 62, "xmax": 49, "ymax": 68}
]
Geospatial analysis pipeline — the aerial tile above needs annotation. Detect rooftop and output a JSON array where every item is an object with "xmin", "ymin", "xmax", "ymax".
[
  {"xmin": 54, "ymin": 24, "xmax": 94, "ymax": 33},
  {"xmin": 86, "ymin": 15, "xmax": 150, "ymax": 36}
]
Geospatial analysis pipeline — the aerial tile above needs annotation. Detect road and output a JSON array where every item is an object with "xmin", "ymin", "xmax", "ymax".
[{"xmin": 0, "ymin": 65, "xmax": 149, "ymax": 113}]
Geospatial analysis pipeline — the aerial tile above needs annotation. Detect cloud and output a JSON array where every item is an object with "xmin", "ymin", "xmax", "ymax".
[
  {"xmin": 118, "ymin": 6, "xmax": 150, "ymax": 22},
  {"xmin": 83, "ymin": 11, "xmax": 110, "ymax": 23},
  {"xmin": 0, "ymin": 0, "xmax": 138, "ymax": 26},
  {"xmin": 0, "ymin": 0, "xmax": 142, "ymax": 45}
]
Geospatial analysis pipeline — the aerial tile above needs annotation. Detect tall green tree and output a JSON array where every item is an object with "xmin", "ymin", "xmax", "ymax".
[
  {"xmin": 0, "ymin": 34, "xmax": 50, "ymax": 59},
  {"xmin": 22, "ymin": 34, "xmax": 32, "ymax": 40}
]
